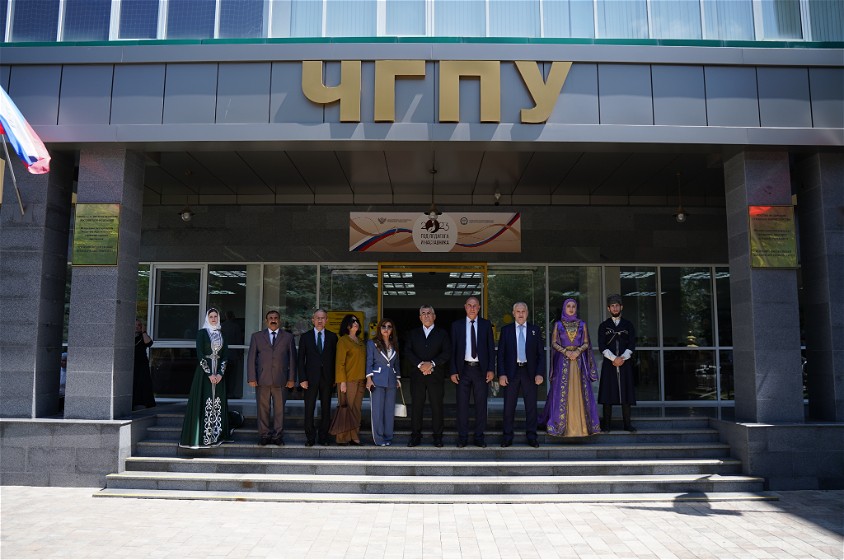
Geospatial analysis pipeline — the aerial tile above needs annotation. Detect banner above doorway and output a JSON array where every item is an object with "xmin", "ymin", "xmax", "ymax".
[{"xmin": 350, "ymin": 212, "xmax": 521, "ymax": 253}]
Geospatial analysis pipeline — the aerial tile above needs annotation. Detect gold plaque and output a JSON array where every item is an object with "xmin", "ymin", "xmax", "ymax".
[
  {"xmin": 72, "ymin": 203, "xmax": 120, "ymax": 266},
  {"xmin": 749, "ymin": 205, "xmax": 798, "ymax": 268}
]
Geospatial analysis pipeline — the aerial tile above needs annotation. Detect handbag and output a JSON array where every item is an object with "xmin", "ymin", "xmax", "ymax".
[
  {"xmin": 329, "ymin": 392, "xmax": 358, "ymax": 435},
  {"xmin": 394, "ymin": 384, "xmax": 407, "ymax": 417}
]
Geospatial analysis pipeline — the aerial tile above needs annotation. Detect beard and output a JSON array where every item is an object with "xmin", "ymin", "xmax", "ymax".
[{"xmin": 610, "ymin": 312, "xmax": 621, "ymax": 318}]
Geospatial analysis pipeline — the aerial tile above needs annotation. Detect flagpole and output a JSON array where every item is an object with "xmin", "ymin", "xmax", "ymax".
[{"xmin": 1, "ymin": 134, "xmax": 26, "ymax": 216}]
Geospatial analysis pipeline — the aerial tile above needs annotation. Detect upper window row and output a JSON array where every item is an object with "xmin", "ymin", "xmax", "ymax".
[{"xmin": 2, "ymin": 0, "xmax": 842, "ymax": 43}]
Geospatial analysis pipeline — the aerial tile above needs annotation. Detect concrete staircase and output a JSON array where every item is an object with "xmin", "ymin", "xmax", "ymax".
[{"xmin": 94, "ymin": 404, "xmax": 769, "ymax": 502}]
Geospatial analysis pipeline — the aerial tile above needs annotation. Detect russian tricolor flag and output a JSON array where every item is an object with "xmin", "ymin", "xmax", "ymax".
[{"xmin": 0, "ymin": 85, "xmax": 50, "ymax": 174}]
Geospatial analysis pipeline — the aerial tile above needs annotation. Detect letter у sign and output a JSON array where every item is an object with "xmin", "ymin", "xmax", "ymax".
[{"xmin": 302, "ymin": 60, "xmax": 572, "ymax": 124}]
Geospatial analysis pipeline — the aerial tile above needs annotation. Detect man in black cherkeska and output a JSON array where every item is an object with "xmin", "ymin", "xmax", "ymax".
[{"xmin": 597, "ymin": 294, "xmax": 637, "ymax": 432}]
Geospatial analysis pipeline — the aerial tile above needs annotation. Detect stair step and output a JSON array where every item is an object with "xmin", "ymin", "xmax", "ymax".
[
  {"xmin": 93, "ymin": 488, "xmax": 778, "ymax": 504},
  {"xmin": 136, "ymin": 440, "xmax": 733, "ymax": 460},
  {"xmin": 125, "ymin": 456, "xmax": 743, "ymax": 476},
  {"xmin": 104, "ymin": 470, "xmax": 766, "ymax": 494}
]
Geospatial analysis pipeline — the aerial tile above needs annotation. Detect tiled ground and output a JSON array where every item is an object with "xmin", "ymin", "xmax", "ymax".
[{"xmin": 1, "ymin": 487, "xmax": 841, "ymax": 559}]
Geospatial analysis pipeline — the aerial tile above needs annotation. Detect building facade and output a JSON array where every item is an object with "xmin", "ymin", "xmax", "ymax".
[{"xmin": 1, "ymin": 0, "xmax": 842, "ymax": 489}]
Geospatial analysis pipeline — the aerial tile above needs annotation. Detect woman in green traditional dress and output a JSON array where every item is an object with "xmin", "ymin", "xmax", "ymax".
[{"xmin": 179, "ymin": 308, "xmax": 231, "ymax": 448}]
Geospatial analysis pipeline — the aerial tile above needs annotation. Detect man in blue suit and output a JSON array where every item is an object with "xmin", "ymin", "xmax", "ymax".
[
  {"xmin": 497, "ymin": 302, "xmax": 546, "ymax": 447},
  {"xmin": 450, "ymin": 296, "xmax": 495, "ymax": 448}
]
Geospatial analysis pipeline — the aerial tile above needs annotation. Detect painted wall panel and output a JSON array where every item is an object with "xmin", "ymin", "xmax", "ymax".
[
  {"xmin": 394, "ymin": 61, "xmax": 435, "ymax": 124},
  {"xmin": 270, "ymin": 62, "xmax": 323, "ymax": 124},
  {"xmin": 6, "ymin": 66, "xmax": 61, "ymax": 125},
  {"xmin": 598, "ymin": 64, "xmax": 653, "ymax": 125},
  {"xmin": 111, "ymin": 65, "xmax": 165, "ymax": 125},
  {"xmin": 216, "ymin": 63, "xmax": 271, "ymax": 124},
  {"xmin": 548, "ymin": 63, "xmax": 599, "ymax": 125},
  {"xmin": 705, "ymin": 67, "xmax": 760, "ymax": 127},
  {"xmin": 58, "ymin": 66, "xmax": 114, "ymax": 126},
  {"xmin": 758, "ymin": 68, "xmax": 812, "ymax": 128},
  {"xmin": 652, "ymin": 65, "xmax": 707, "ymax": 126},
  {"xmin": 809, "ymin": 68, "xmax": 844, "ymax": 129},
  {"xmin": 163, "ymin": 64, "xmax": 218, "ymax": 124}
]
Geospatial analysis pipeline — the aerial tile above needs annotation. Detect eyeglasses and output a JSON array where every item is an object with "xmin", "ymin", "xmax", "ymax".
[{"xmin": 381, "ymin": 325, "xmax": 393, "ymax": 330}]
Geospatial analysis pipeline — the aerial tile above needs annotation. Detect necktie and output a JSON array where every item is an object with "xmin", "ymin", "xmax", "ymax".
[
  {"xmin": 517, "ymin": 325, "xmax": 526, "ymax": 363},
  {"xmin": 271, "ymin": 331, "xmax": 276, "ymax": 345},
  {"xmin": 317, "ymin": 331, "xmax": 323, "ymax": 353},
  {"xmin": 470, "ymin": 320, "xmax": 478, "ymax": 359}
]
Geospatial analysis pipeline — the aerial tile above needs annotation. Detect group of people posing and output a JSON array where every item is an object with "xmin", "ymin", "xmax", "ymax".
[{"xmin": 178, "ymin": 294, "xmax": 637, "ymax": 449}]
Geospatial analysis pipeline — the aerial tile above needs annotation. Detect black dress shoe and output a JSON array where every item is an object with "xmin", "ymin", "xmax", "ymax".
[
  {"xmin": 457, "ymin": 441, "xmax": 467, "ymax": 448},
  {"xmin": 306, "ymin": 440, "xmax": 315, "ymax": 447},
  {"xmin": 474, "ymin": 439, "xmax": 487, "ymax": 448},
  {"xmin": 433, "ymin": 439, "xmax": 444, "ymax": 448},
  {"xmin": 624, "ymin": 425, "xmax": 637, "ymax": 433},
  {"xmin": 272, "ymin": 437, "xmax": 284, "ymax": 446},
  {"xmin": 528, "ymin": 440, "xmax": 540, "ymax": 448},
  {"xmin": 259, "ymin": 436, "xmax": 271, "ymax": 446},
  {"xmin": 500, "ymin": 440, "xmax": 512, "ymax": 448},
  {"xmin": 318, "ymin": 439, "xmax": 330, "ymax": 446},
  {"xmin": 407, "ymin": 437, "xmax": 421, "ymax": 448}
]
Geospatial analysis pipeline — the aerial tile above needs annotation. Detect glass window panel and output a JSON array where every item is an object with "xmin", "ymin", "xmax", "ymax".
[
  {"xmin": 119, "ymin": 0, "xmax": 159, "ymax": 39},
  {"xmin": 62, "ymin": 0, "xmax": 110, "ymax": 41},
  {"xmin": 632, "ymin": 349, "xmax": 660, "ymax": 401},
  {"xmin": 11, "ymin": 0, "xmax": 60, "ymax": 42},
  {"xmin": 548, "ymin": 266, "xmax": 602, "ymax": 344},
  {"xmin": 606, "ymin": 266, "xmax": 659, "ymax": 346},
  {"xmin": 650, "ymin": 0, "xmax": 701, "ymax": 39},
  {"xmin": 261, "ymin": 265, "xmax": 318, "ymax": 337},
  {"xmin": 153, "ymin": 268, "xmax": 201, "ymax": 340},
  {"xmin": 760, "ymin": 0, "xmax": 802, "ymax": 40},
  {"xmin": 488, "ymin": 266, "xmax": 547, "ymax": 342},
  {"xmin": 543, "ymin": 0, "xmax": 594, "ymax": 38},
  {"xmin": 150, "ymin": 347, "xmax": 197, "ymax": 397},
  {"xmin": 207, "ymin": 265, "xmax": 248, "ymax": 399},
  {"xmin": 596, "ymin": 0, "xmax": 647, "ymax": 39},
  {"xmin": 434, "ymin": 0, "xmax": 485, "ymax": 37},
  {"xmin": 715, "ymin": 267, "xmax": 732, "ymax": 347},
  {"xmin": 326, "ymin": 0, "xmax": 376, "ymax": 36},
  {"xmin": 320, "ymin": 265, "xmax": 377, "ymax": 339},
  {"xmin": 386, "ymin": 0, "xmax": 426, "ymax": 35},
  {"xmin": 809, "ymin": 0, "xmax": 844, "ymax": 41},
  {"xmin": 219, "ymin": 0, "xmax": 265, "ymax": 38},
  {"xmin": 702, "ymin": 0, "xmax": 753, "ymax": 40},
  {"xmin": 0, "ymin": 0, "xmax": 7, "ymax": 40},
  {"xmin": 290, "ymin": 0, "xmax": 322, "ymax": 37},
  {"xmin": 660, "ymin": 267, "xmax": 714, "ymax": 347},
  {"xmin": 489, "ymin": 0, "xmax": 539, "ymax": 37},
  {"xmin": 664, "ymin": 349, "xmax": 717, "ymax": 400},
  {"xmin": 166, "ymin": 0, "xmax": 215, "ymax": 39},
  {"xmin": 137, "ymin": 265, "xmax": 151, "ymax": 325},
  {"xmin": 719, "ymin": 349, "xmax": 733, "ymax": 400}
]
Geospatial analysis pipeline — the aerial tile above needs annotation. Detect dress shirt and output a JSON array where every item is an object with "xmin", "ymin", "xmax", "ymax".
[{"xmin": 464, "ymin": 318, "xmax": 478, "ymax": 362}]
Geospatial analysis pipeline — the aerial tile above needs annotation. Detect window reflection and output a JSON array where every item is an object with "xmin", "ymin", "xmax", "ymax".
[
  {"xmin": 150, "ymin": 347, "xmax": 196, "ymax": 397},
  {"xmin": 489, "ymin": 266, "xmax": 547, "ymax": 341},
  {"xmin": 634, "ymin": 350, "xmax": 661, "ymax": 401},
  {"xmin": 153, "ymin": 268, "xmax": 201, "ymax": 340},
  {"xmin": 661, "ymin": 267, "xmax": 714, "ymax": 347},
  {"xmin": 607, "ymin": 266, "xmax": 658, "ymax": 347},
  {"xmin": 664, "ymin": 349, "xmax": 717, "ymax": 400},
  {"xmin": 548, "ymin": 266, "xmax": 602, "ymax": 342},
  {"xmin": 319, "ymin": 265, "xmax": 376, "ymax": 339},
  {"xmin": 209, "ymin": 265, "xmax": 248, "ymax": 398},
  {"xmin": 262, "ymin": 265, "xmax": 318, "ymax": 336}
]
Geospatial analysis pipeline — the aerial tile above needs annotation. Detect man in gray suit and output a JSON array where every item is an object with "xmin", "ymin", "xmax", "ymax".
[{"xmin": 248, "ymin": 310, "xmax": 297, "ymax": 445}]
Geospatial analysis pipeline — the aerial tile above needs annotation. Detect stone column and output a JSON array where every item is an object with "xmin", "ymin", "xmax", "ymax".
[
  {"xmin": 723, "ymin": 150, "xmax": 804, "ymax": 423},
  {"xmin": 64, "ymin": 148, "xmax": 144, "ymax": 420},
  {"xmin": 796, "ymin": 152, "xmax": 844, "ymax": 421},
  {"xmin": 0, "ymin": 153, "xmax": 73, "ymax": 418}
]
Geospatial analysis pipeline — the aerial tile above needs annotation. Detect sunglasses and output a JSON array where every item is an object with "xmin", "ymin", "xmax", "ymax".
[{"xmin": 381, "ymin": 325, "xmax": 394, "ymax": 330}]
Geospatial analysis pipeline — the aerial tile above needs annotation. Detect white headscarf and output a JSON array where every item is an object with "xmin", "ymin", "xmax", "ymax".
[{"xmin": 202, "ymin": 308, "xmax": 222, "ymax": 334}]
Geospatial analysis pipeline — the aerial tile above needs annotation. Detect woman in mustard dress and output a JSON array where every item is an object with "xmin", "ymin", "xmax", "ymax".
[{"xmin": 334, "ymin": 314, "xmax": 367, "ymax": 445}]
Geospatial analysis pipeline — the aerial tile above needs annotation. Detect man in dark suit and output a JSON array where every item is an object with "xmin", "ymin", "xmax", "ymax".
[
  {"xmin": 450, "ymin": 296, "xmax": 495, "ymax": 448},
  {"xmin": 247, "ymin": 310, "xmax": 297, "ymax": 445},
  {"xmin": 498, "ymin": 302, "xmax": 546, "ymax": 448},
  {"xmin": 297, "ymin": 308, "xmax": 338, "ymax": 447},
  {"xmin": 404, "ymin": 305, "xmax": 452, "ymax": 448}
]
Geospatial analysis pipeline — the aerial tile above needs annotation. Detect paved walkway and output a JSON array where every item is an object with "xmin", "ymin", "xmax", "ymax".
[{"xmin": 1, "ymin": 487, "xmax": 842, "ymax": 559}]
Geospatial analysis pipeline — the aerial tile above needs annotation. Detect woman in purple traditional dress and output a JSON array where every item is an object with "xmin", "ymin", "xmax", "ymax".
[{"xmin": 540, "ymin": 299, "xmax": 601, "ymax": 437}]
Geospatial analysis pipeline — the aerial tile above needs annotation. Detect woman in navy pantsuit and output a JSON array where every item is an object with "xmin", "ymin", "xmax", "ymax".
[{"xmin": 366, "ymin": 318, "xmax": 401, "ymax": 446}]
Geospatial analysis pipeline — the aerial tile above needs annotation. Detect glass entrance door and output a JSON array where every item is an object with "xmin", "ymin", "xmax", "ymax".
[{"xmin": 379, "ymin": 262, "xmax": 488, "ymax": 404}]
